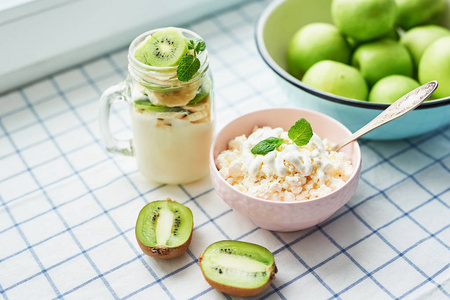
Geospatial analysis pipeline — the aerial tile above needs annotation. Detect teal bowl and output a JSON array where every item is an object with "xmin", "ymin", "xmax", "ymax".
[{"xmin": 256, "ymin": 0, "xmax": 450, "ymax": 140}]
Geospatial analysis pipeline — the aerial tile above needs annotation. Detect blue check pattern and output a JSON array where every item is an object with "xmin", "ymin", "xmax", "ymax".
[{"xmin": 0, "ymin": 1, "xmax": 449, "ymax": 299}]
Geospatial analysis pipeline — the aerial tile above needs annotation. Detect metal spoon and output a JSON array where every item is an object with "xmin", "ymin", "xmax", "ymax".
[{"xmin": 332, "ymin": 80, "xmax": 438, "ymax": 152}]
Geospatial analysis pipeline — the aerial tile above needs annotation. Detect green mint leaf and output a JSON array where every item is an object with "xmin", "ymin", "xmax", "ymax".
[
  {"xmin": 187, "ymin": 39, "xmax": 206, "ymax": 53},
  {"xmin": 251, "ymin": 137, "xmax": 286, "ymax": 155},
  {"xmin": 194, "ymin": 39, "xmax": 206, "ymax": 52},
  {"xmin": 288, "ymin": 118, "xmax": 313, "ymax": 146},
  {"xmin": 188, "ymin": 39, "xmax": 196, "ymax": 50},
  {"xmin": 177, "ymin": 54, "xmax": 200, "ymax": 82}
]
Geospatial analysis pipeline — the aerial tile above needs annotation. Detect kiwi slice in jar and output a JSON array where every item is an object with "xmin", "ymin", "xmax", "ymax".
[
  {"xmin": 199, "ymin": 240, "xmax": 278, "ymax": 296},
  {"xmin": 134, "ymin": 99, "xmax": 187, "ymax": 112},
  {"xmin": 134, "ymin": 28, "xmax": 188, "ymax": 67},
  {"xmin": 187, "ymin": 78, "xmax": 211, "ymax": 105},
  {"xmin": 136, "ymin": 199, "xmax": 193, "ymax": 259}
]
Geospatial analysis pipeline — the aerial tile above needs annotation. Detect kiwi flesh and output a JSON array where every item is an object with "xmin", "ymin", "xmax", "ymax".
[
  {"xmin": 136, "ymin": 198, "xmax": 193, "ymax": 259},
  {"xmin": 199, "ymin": 240, "xmax": 277, "ymax": 296},
  {"xmin": 135, "ymin": 28, "xmax": 188, "ymax": 67},
  {"xmin": 134, "ymin": 99, "xmax": 187, "ymax": 112},
  {"xmin": 187, "ymin": 79, "xmax": 211, "ymax": 105}
]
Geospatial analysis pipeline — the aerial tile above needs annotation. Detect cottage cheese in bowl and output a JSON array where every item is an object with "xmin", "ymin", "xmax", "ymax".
[
  {"xmin": 216, "ymin": 126, "xmax": 353, "ymax": 202},
  {"xmin": 210, "ymin": 108, "xmax": 361, "ymax": 231}
]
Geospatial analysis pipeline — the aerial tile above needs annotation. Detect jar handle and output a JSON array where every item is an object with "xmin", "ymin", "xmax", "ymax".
[{"xmin": 99, "ymin": 82, "xmax": 133, "ymax": 156}]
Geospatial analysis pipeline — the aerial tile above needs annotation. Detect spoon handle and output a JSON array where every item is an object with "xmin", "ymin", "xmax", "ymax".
[{"xmin": 333, "ymin": 80, "xmax": 438, "ymax": 152}]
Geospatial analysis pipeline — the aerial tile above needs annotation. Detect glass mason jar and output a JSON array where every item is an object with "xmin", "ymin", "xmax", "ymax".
[{"xmin": 100, "ymin": 27, "xmax": 214, "ymax": 184}]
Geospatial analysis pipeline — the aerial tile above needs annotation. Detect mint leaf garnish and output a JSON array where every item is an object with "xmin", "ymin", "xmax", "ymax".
[
  {"xmin": 188, "ymin": 39, "xmax": 196, "ymax": 50},
  {"xmin": 194, "ymin": 39, "xmax": 206, "ymax": 52},
  {"xmin": 177, "ymin": 55, "xmax": 200, "ymax": 82},
  {"xmin": 177, "ymin": 39, "xmax": 206, "ymax": 82},
  {"xmin": 250, "ymin": 118, "xmax": 313, "ymax": 155},
  {"xmin": 288, "ymin": 118, "xmax": 313, "ymax": 146},
  {"xmin": 251, "ymin": 137, "xmax": 285, "ymax": 155}
]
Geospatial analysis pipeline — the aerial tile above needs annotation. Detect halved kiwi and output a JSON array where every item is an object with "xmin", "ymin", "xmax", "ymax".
[
  {"xmin": 136, "ymin": 199, "xmax": 193, "ymax": 259},
  {"xmin": 199, "ymin": 240, "xmax": 277, "ymax": 296},
  {"xmin": 187, "ymin": 79, "xmax": 211, "ymax": 105},
  {"xmin": 134, "ymin": 99, "xmax": 187, "ymax": 112},
  {"xmin": 135, "ymin": 28, "xmax": 188, "ymax": 67}
]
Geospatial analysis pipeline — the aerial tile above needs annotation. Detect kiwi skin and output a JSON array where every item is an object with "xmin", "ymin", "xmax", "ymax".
[
  {"xmin": 136, "ymin": 228, "xmax": 193, "ymax": 259},
  {"xmin": 135, "ymin": 198, "xmax": 193, "ymax": 259},
  {"xmin": 198, "ymin": 243, "xmax": 278, "ymax": 297}
]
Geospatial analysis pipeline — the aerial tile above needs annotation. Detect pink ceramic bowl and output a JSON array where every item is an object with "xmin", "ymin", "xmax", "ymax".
[{"xmin": 210, "ymin": 108, "xmax": 361, "ymax": 232}]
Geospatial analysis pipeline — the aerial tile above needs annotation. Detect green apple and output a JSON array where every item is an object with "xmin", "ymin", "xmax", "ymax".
[
  {"xmin": 332, "ymin": 0, "xmax": 396, "ymax": 41},
  {"xmin": 352, "ymin": 39, "xmax": 413, "ymax": 86},
  {"xmin": 346, "ymin": 27, "xmax": 400, "ymax": 50},
  {"xmin": 302, "ymin": 60, "xmax": 368, "ymax": 101},
  {"xmin": 384, "ymin": 27, "xmax": 400, "ymax": 41},
  {"xmin": 345, "ymin": 36, "xmax": 360, "ymax": 50},
  {"xmin": 395, "ymin": 0, "xmax": 447, "ymax": 30},
  {"xmin": 287, "ymin": 23, "xmax": 351, "ymax": 79},
  {"xmin": 369, "ymin": 75, "xmax": 420, "ymax": 103},
  {"xmin": 418, "ymin": 36, "xmax": 450, "ymax": 99},
  {"xmin": 401, "ymin": 25, "xmax": 450, "ymax": 68}
]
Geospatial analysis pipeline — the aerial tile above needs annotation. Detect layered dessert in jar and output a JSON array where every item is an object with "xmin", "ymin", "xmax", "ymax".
[{"xmin": 127, "ymin": 28, "xmax": 214, "ymax": 184}]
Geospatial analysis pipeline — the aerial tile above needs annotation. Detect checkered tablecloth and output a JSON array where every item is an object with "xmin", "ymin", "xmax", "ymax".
[{"xmin": 1, "ymin": 1, "xmax": 449, "ymax": 299}]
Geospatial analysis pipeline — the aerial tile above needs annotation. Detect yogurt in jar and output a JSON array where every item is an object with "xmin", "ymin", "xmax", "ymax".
[{"xmin": 131, "ymin": 98, "xmax": 213, "ymax": 184}]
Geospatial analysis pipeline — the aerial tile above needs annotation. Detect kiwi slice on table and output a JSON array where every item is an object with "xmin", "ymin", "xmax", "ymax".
[
  {"xmin": 135, "ymin": 28, "xmax": 188, "ymax": 67},
  {"xmin": 134, "ymin": 99, "xmax": 187, "ymax": 113},
  {"xmin": 199, "ymin": 240, "xmax": 278, "ymax": 296},
  {"xmin": 136, "ymin": 199, "xmax": 193, "ymax": 259},
  {"xmin": 187, "ymin": 79, "xmax": 211, "ymax": 105}
]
